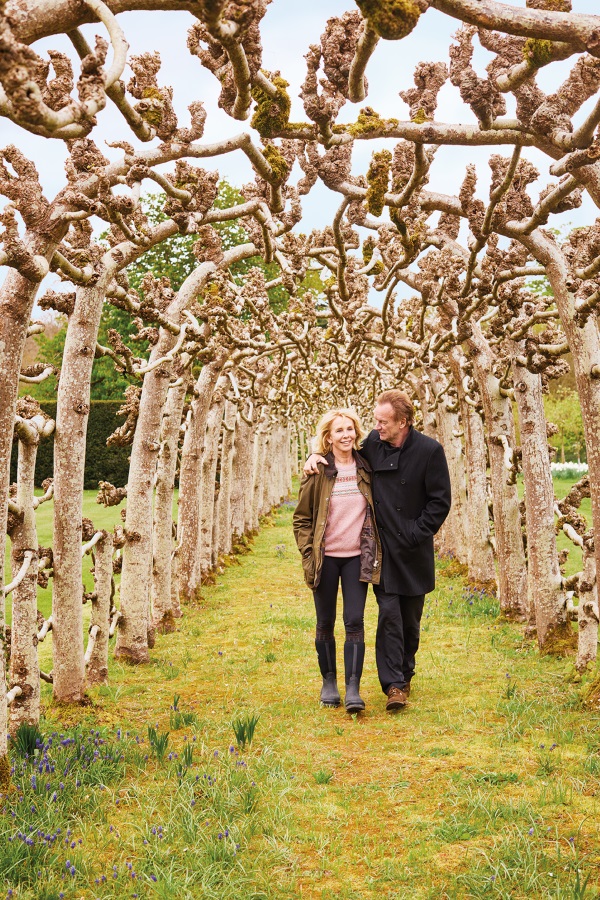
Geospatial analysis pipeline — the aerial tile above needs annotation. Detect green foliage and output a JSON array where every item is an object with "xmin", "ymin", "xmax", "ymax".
[
  {"xmin": 169, "ymin": 695, "xmax": 198, "ymax": 730},
  {"xmin": 355, "ymin": 0, "xmax": 421, "ymax": 40},
  {"xmin": 148, "ymin": 725, "xmax": 170, "ymax": 763},
  {"xmin": 231, "ymin": 713, "xmax": 260, "ymax": 750},
  {"xmin": 12, "ymin": 722, "xmax": 43, "ymax": 757},
  {"xmin": 313, "ymin": 769, "xmax": 334, "ymax": 784},
  {"xmin": 545, "ymin": 387, "xmax": 586, "ymax": 462},
  {"xmin": 9, "ymin": 401, "xmax": 130, "ymax": 489}
]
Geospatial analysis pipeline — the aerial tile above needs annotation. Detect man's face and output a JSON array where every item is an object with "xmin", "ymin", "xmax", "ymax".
[{"xmin": 374, "ymin": 402, "xmax": 408, "ymax": 446}]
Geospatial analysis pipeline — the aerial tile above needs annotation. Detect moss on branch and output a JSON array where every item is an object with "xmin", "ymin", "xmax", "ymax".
[
  {"xmin": 262, "ymin": 143, "xmax": 290, "ymax": 184},
  {"xmin": 251, "ymin": 75, "xmax": 291, "ymax": 138},
  {"xmin": 366, "ymin": 149, "xmax": 391, "ymax": 217},
  {"xmin": 355, "ymin": 0, "xmax": 421, "ymax": 41},
  {"xmin": 523, "ymin": 38, "xmax": 555, "ymax": 68}
]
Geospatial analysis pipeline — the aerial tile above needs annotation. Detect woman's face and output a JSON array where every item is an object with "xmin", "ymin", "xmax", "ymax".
[{"xmin": 327, "ymin": 416, "xmax": 356, "ymax": 455}]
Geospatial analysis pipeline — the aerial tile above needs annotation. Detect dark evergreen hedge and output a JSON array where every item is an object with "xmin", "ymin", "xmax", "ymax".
[{"xmin": 10, "ymin": 401, "xmax": 130, "ymax": 490}]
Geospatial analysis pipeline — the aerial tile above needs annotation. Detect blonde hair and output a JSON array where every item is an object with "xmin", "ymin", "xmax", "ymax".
[{"xmin": 314, "ymin": 408, "xmax": 365, "ymax": 456}]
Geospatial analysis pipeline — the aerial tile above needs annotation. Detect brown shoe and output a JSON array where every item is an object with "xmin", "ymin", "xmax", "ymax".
[
  {"xmin": 403, "ymin": 682, "xmax": 411, "ymax": 698},
  {"xmin": 386, "ymin": 686, "xmax": 408, "ymax": 711}
]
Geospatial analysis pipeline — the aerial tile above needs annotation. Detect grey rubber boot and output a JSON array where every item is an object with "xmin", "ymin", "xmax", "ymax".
[
  {"xmin": 344, "ymin": 641, "xmax": 366, "ymax": 713},
  {"xmin": 315, "ymin": 640, "xmax": 340, "ymax": 707}
]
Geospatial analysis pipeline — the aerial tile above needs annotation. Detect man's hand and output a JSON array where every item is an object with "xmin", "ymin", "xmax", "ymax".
[{"xmin": 303, "ymin": 453, "xmax": 327, "ymax": 475}]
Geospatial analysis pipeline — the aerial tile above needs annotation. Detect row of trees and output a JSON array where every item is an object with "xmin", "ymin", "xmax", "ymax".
[{"xmin": 3, "ymin": 0, "xmax": 600, "ymax": 783}]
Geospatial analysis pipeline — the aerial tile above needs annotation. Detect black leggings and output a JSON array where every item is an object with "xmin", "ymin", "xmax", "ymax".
[{"xmin": 313, "ymin": 555, "xmax": 367, "ymax": 643}]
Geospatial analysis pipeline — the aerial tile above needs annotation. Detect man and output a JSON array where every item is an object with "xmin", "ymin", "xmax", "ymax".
[{"xmin": 304, "ymin": 389, "xmax": 451, "ymax": 711}]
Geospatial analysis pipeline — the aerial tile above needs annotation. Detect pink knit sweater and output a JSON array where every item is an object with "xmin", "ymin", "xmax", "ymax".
[{"xmin": 323, "ymin": 463, "xmax": 367, "ymax": 557}]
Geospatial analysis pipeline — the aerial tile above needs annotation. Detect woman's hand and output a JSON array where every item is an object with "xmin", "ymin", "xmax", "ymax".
[{"xmin": 303, "ymin": 453, "xmax": 327, "ymax": 475}]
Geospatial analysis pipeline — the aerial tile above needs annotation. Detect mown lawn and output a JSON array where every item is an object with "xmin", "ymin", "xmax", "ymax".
[{"xmin": 2, "ymin": 490, "xmax": 600, "ymax": 899}]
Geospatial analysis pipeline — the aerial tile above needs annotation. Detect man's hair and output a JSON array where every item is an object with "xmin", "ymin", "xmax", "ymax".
[
  {"xmin": 313, "ymin": 408, "xmax": 365, "ymax": 456},
  {"xmin": 376, "ymin": 389, "xmax": 414, "ymax": 425}
]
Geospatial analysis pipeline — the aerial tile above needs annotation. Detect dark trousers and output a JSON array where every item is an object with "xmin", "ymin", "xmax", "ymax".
[
  {"xmin": 374, "ymin": 587, "xmax": 425, "ymax": 694},
  {"xmin": 313, "ymin": 555, "xmax": 367, "ymax": 641}
]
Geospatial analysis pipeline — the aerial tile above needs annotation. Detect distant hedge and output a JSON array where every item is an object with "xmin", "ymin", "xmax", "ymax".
[{"xmin": 10, "ymin": 401, "xmax": 130, "ymax": 490}]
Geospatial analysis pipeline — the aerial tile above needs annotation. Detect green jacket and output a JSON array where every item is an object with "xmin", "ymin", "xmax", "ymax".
[{"xmin": 292, "ymin": 450, "xmax": 382, "ymax": 589}]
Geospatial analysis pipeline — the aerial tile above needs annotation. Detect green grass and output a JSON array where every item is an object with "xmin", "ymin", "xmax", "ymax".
[{"xmin": 2, "ymin": 488, "xmax": 600, "ymax": 898}]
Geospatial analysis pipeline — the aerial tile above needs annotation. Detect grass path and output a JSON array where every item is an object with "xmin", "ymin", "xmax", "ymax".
[{"xmin": 6, "ymin": 497, "xmax": 600, "ymax": 899}]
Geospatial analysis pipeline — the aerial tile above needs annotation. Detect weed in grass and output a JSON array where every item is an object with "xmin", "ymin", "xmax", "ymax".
[
  {"xmin": 169, "ymin": 694, "xmax": 198, "ymax": 730},
  {"xmin": 583, "ymin": 754, "xmax": 600, "ymax": 776},
  {"xmin": 11, "ymin": 722, "xmax": 43, "ymax": 757},
  {"xmin": 538, "ymin": 778, "xmax": 574, "ymax": 806},
  {"xmin": 264, "ymin": 651, "xmax": 276, "ymax": 662},
  {"xmin": 313, "ymin": 770, "xmax": 334, "ymax": 784},
  {"xmin": 428, "ymin": 747, "xmax": 456, "ymax": 758},
  {"xmin": 536, "ymin": 744, "xmax": 560, "ymax": 776},
  {"xmin": 232, "ymin": 713, "xmax": 260, "ymax": 750},
  {"xmin": 435, "ymin": 813, "xmax": 481, "ymax": 842},
  {"xmin": 148, "ymin": 725, "xmax": 170, "ymax": 763},
  {"xmin": 473, "ymin": 771, "xmax": 519, "ymax": 785}
]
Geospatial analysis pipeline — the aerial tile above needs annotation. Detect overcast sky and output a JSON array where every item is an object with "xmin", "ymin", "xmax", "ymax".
[{"xmin": 0, "ymin": 0, "xmax": 598, "ymax": 298}]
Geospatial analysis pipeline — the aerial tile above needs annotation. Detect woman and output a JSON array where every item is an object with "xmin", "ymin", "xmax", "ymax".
[{"xmin": 293, "ymin": 409, "xmax": 382, "ymax": 712}]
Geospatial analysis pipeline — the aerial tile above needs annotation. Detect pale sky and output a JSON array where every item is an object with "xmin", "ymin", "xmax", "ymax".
[{"xmin": 0, "ymin": 0, "xmax": 598, "ymax": 296}]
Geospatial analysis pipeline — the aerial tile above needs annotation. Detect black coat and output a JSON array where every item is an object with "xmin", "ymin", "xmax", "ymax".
[{"xmin": 359, "ymin": 427, "xmax": 451, "ymax": 596}]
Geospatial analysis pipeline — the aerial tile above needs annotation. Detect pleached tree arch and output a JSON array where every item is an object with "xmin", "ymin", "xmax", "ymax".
[{"xmin": 3, "ymin": 0, "xmax": 600, "ymax": 783}]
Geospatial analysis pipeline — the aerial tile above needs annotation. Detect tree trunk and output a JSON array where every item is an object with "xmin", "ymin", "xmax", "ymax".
[
  {"xmin": 469, "ymin": 322, "xmax": 528, "ymax": 618},
  {"xmin": 216, "ymin": 399, "xmax": 238, "ymax": 559},
  {"xmin": 251, "ymin": 421, "xmax": 270, "ymax": 525},
  {"xmin": 53, "ymin": 278, "xmax": 110, "ymax": 700},
  {"xmin": 152, "ymin": 376, "xmax": 189, "ymax": 632},
  {"xmin": 449, "ymin": 349, "xmax": 496, "ymax": 585},
  {"xmin": 86, "ymin": 531, "xmax": 113, "ymax": 686},
  {"xmin": 9, "ymin": 432, "xmax": 40, "ymax": 730},
  {"xmin": 116, "ymin": 342, "xmax": 173, "ymax": 663},
  {"xmin": 197, "ymin": 388, "xmax": 226, "ymax": 578},
  {"xmin": 576, "ymin": 542, "xmax": 598, "ymax": 672},
  {"xmin": 230, "ymin": 416, "xmax": 255, "ymax": 540},
  {"xmin": 429, "ymin": 368, "xmax": 469, "ymax": 564},
  {"xmin": 512, "ymin": 358, "xmax": 568, "ymax": 644},
  {"xmin": 290, "ymin": 427, "xmax": 299, "ymax": 478},
  {"xmin": 0, "ymin": 268, "xmax": 49, "ymax": 772},
  {"xmin": 177, "ymin": 360, "xmax": 225, "ymax": 603}
]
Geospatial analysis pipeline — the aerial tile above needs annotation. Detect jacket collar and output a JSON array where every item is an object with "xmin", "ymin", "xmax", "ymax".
[{"xmin": 324, "ymin": 448, "xmax": 370, "ymax": 477}]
